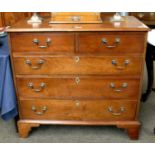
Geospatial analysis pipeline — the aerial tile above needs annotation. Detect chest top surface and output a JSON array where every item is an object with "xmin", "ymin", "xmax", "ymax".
[{"xmin": 7, "ymin": 16, "xmax": 149, "ymax": 32}]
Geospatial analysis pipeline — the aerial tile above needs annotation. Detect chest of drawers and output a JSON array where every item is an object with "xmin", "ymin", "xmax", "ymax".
[{"xmin": 7, "ymin": 16, "xmax": 149, "ymax": 139}]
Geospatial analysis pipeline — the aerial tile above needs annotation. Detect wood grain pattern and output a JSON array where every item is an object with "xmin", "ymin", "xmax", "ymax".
[
  {"xmin": 117, "ymin": 122, "xmax": 141, "ymax": 140},
  {"xmin": 16, "ymin": 76, "xmax": 140, "ymax": 99},
  {"xmin": 13, "ymin": 55, "xmax": 143, "ymax": 75},
  {"xmin": 50, "ymin": 12, "xmax": 102, "ymax": 23},
  {"xmin": 17, "ymin": 119, "xmax": 140, "ymax": 139},
  {"xmin": 130, "ymin": 12, "xmax": 155, "ymax": 26},
  {"xmin": 0, "ymin": 12, "xmax": 114, "ymax": 28},
  {"xmin": 1, "ymin": 12, "xmax": 30, "ymax": 27},
  {"xmin": 135, "ymin": 33, "xmax": 148, "ymax": 120},
  {"xmin": 10, "ymin": 32, "xmax": 75, "ymax": 53},
  {"xmin": 18, "ymin": 121, "xmax": 40, "ymax": 138},
  {"xmin": 0, "ymin": 13, "xmax": 4, "ymax": 27},
  {"xmin": 78, "ymin": 32, "xmax": 145, "ymax": 53},
  {"xmin": 19, "ymin": 99, "xmax": 137, "ymax": 121},
  {"xmin": 7, "ymin": 15, "xmax": 149, "ymax": 139},
  {"xmin": 6, "ymin": 16, "xmax": 149, "ymax": 32}
]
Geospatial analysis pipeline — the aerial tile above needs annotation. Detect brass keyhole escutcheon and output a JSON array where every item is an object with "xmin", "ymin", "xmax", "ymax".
[{"xmin": 75, "ymin": 77, "xmax": 80, "ymax": 85}]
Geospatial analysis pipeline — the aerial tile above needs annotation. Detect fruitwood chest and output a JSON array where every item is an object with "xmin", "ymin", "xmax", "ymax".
[{"xmin": 7, "ymin": 16, "xmax": 149, "ymax": 139}]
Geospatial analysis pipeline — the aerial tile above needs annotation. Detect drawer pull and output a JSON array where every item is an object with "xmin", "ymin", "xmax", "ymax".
[
  {"xmin": 110, "ymin": 82, "xmax": 128, "ymax": 92},
  {"xmin": 33, "ymin": 38, "xmax": 51, "ymax": 48},
  {"xmin": 112, "ymin": 59, "xmax": 130, "ymax": 70},
  {"xmin": 75, "ymin": 56, "xmax": 80, "ymax": 63},
  {"xmin": 108, "ymin": 106, "xmax": 125, "ymax": 116},
  {"xmin": 28, "ymin": 82, "xmax": 46, "ymax": 92},
  {"xmin": 25, "ymin": 59, "xmax": 44, "ymax": 70},
  {"xmin": 32, "ymin": 106, "xmax": 47, "ymax": 115},
  {"xmin": 75, "ymin": 77, "xmax": 80, "ymax": 84},
  {"xmin": 102, "ymin": 38, "xmax": 120, "ymax": 48}
]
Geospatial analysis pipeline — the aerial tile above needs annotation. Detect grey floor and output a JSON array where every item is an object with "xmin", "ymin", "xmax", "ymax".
[{"xmin": 0, "ymin": 66, "xmax": 155, "ymax": 143}]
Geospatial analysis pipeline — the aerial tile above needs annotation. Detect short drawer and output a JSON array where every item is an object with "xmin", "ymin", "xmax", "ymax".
[
  {"xmin": 13, "ymin": 55, "xmax": 142, "ymax": 75},
  {"xmin": 16, "ymin": 76, "xmax": 140, "ymax": 99},
  {"xmin": 78, "ymin": 32, "xmax": 145, "ymax": 53},
  {"xmin": 10, "ymin": 32, "xmax": 74, "ymax": 53},
  {"xmin": 19, "ymin": 99, "xmax": 137, "ymax": 121}
]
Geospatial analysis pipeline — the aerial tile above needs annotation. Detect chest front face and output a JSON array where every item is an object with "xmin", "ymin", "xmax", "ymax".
[{"xmin": 7, "ymin": 16, "xmax": 148, "ymax": 139}]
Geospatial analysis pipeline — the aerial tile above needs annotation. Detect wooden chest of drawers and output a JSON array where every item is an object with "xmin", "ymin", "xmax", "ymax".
[{"xmin": 7, "ymin": 16, "xmax": 149, "ymax": 139}]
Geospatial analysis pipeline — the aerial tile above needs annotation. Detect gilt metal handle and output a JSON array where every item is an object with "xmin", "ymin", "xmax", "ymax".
[
  {"xmin": 33, "ymin": 38, "xmax": 51, "ymax": 48},
  {"xmin": 28, "ymin": 82, "xmax": 46, "ymax": 92},
  {"xmin": 25, "ymin": 59, "xmax": 45, "ymax": 70},
  {"xmin": 31, "ymin": 106, "xmax": 47, "ymax": 115},
  {"xmin": 110, "ymin": 82, "xmax": 128, "ymax": 92},
  {"xmin": 112, "ymin": 59, "xmax": 130, "ymax": 70},
  {"xmin": 108, "ymin": 106, "xmax": 125, "ymax": 116},
  {"xmin": 102, "ymin": 38, "xmax": 120, "ymax": 48}
]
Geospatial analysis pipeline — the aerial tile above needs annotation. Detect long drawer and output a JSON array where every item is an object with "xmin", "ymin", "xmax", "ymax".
[
  {"xmin": 19, "ymin": 99, "xmax": 137, "ymax": 121},
  {"xmin": 13, "ymin": 55, "xmax": 142, "ymax": 75},
  {"xmin": 16, "ymin": 76, "xmax": 140, "ymax": 99},
  {"xmin": 10, "ymin": 32, "xmax": 75, "ymax": 53},
  {"xmin": 78, "ymin": 32, "xmax": 145, "ymax": 53}
]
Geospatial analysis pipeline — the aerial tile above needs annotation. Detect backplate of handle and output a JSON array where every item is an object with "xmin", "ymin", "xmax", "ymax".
[
  {"xmin": 102, "ymin": 38, "xmax": 120, "ymax": 48},
  {"xmin": 31, "ymin": 105, "xmax": 47, "ymax": 115},
  {"xmin": 32, "ymin": 38, "xmax": 51, "ymax": 48},
  {"xmin": 108, "ymin": 106, "xmax": 125, "ymax": 116},
  {"xmin": 25, "ymin": 59, "xmax": 45, "ymax": 70},
  {"xmin": 111, "ymin": 59, "xmax": 130, "ymax": 70},
  {"xmin": 28, "ymin": 82, "xmax": 46, "ymax": 92},
  {"xmin": 110, "ymin": 82, "xmax": 128, "ymax": 92}
]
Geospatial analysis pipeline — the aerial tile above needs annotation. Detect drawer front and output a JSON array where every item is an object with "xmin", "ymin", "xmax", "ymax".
[
  {"xmin": 10, "ymin": 33, "xmax": 74, "ymax": 53},
  {"xmin": 19, "ymin": 99, "xmax": 137, "ymax": 121},
  {"xmin": 13, "ymin": 55, "xmax": 142, "ymax": 75},
  {"xmin": 78, "ymin": 32, "xmax": 145, "ymax": 53},
  {"xmin": 16, "ymin": 77, "xmax": 140, "ymax": 99}
]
